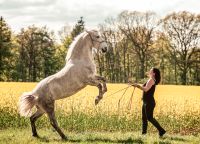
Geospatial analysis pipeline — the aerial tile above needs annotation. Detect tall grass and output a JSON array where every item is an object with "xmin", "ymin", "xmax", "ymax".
[{"xmin": 0, "ymin": 82, "xmax": 199, "ymax": 135}]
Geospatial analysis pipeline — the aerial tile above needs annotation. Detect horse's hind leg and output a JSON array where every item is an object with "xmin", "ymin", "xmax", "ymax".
[
  {"xmin": 30, "ymin": 107, "xmax": 44, "ymax": 137},
  {"xmin": 47, "ymin": 111, "xmax": 67, "ymax": 140},
  {"xmin": 44, "ymin": 101, "xmax": 67, "ymax": 140}
]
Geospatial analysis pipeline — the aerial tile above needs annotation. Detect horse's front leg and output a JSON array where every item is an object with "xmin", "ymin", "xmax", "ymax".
[
  {"xmin": 87, "ymin": 77, "xmax": 104, "ymax": 105},
  {"xmin": 95, "ymin": 75, "xmax": 107, "ymax": 93},
  {"xmin": 95, "ymin": 83, "xmax": 104, "ymax": 105}
]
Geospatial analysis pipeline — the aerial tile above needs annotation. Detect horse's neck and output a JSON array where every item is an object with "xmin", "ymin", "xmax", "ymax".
[{"xmin": 66, "ymin": 39, "xmax": 93, "ymax": 62}]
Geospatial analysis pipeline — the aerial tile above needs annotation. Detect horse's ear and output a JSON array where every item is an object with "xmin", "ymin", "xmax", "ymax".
[{"xmin": 85, "ymin": 29, "xmax": 90, "ymax": 34}]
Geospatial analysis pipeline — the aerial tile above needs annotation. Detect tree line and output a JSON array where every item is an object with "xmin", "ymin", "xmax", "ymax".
[{"xmin": 0, "ymin": 12, "xmax": 199, "ymax": 85}]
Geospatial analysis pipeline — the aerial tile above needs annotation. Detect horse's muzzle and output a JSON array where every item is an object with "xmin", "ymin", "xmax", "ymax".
[{"xmin": 102, "ymin": 47, "xmax": 107, "ymax": 53}]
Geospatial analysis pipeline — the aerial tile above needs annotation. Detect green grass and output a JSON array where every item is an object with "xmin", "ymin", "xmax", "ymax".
[
  {"xmin": 0, "ymin": 110, "xmax": 200, "ymax": 144},
  {"xmin": 0, "ymin": 128, "xmax": 200, "ymax": 144},
  {"xmin": 1, "ymin": 108, "xmax": 200, "ymax": 135}
]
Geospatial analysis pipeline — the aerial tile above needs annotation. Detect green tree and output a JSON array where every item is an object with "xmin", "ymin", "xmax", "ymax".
[
  {"xmin": 16, "ymin": 26, "xmax": 57, "ymax": 81},
  {"xmin": 71, "ymin": 17, "xmax": 85, "ymax": 39},
  {"xmin": 59, "ymin": 17, "xmax": 85, "ymax": 66},
  {"xmin": 0, "ymin": 16, "xmax": 13, "ymax": 81},
  {"xmin": 151, "ymin": 32, "xmax": 174, "ymax": 84}
]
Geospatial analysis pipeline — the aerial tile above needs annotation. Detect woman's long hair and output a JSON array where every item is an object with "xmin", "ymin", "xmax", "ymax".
[{"xmin": 152, "ymin": 68, "xmax": 161, "ymax": 85}]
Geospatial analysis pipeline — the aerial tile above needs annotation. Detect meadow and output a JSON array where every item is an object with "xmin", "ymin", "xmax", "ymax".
[{"xmin": 0, "ymin": 82, "xmax": 200, "ymax": 143}]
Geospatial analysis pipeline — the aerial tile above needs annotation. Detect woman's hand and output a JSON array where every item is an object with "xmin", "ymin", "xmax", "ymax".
[
  {"xmin": 128, "ymin": 81, "xmax": 141, "ymax": 89},
  {"xmin": 131, "ymin": 83, "xmax": 140, "ymax": 88}
]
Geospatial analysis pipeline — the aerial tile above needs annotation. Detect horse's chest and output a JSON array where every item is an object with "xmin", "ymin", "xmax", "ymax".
[
  {"xmin": 88, "ymin": 62, "xmax": 96, "ymax": 73},
  {"xmin": 87, "ymin": 65, "xmax": 96, "ymax": 74},
  {"xmin": 78, "ymin": 62, "xmax": 96, "ymax": 75}
]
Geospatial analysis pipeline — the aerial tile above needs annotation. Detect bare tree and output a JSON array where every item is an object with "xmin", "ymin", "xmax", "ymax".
[
  {"xmin": 98, "ymin": 18, "xmax": 125, "ymax": 82},
  {"xmin": 117, "ymin": 11, "xmax": 159, "ymax": 79},
  {"xmin": 162, "ymin": 11, "xmax": 200, "ymax": 85}
]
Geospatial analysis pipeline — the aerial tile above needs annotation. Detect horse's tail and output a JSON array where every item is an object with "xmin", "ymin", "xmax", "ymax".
[{"xmin": 19, "ymin": 92, "xmax": 38, "ymax": 117}]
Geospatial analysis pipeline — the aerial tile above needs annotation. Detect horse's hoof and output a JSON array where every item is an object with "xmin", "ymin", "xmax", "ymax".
[
  {"xmin": 95, "ymin": 98, "xmax": 100, "ymax": 105},
  {"xmin": 103, "ymin": 88, "xmax": 107, "ymax": 93},
  {"xmin": 95, "ymin": 98, "xmax": 101, "ymax": 105},
  {"xmin": 62, "ymin": 136, "xmax": 68, "ymax": 141},
  {"xmin": 32, "ymin": 134, "xmax": 39, "ymax": 138},
  {"xmin": 95, "ymin": 97, "xmax": 102, "ymax": 105},
  {"xmin": 95, "ymin": 95, "xmax": 103, "ymax": 105}
]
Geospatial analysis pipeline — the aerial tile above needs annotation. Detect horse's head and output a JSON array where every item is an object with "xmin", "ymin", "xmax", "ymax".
[{"xmin": 86, "ymin": 30, "xmax": 108, "ymax": 53}]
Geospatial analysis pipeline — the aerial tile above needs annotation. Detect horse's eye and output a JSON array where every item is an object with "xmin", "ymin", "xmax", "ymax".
[{"xmin": 96, "ymin": 36, "xmax": 100, "ymax": 38}]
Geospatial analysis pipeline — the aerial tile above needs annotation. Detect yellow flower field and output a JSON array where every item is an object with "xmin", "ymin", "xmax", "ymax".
[{"xmin": 0, "ymin": 82, "xmax": 199, "ymax": 118}]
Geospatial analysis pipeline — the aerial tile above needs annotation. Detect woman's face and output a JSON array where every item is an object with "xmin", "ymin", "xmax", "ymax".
[{"xmin": 148, "ymin": 69, "xmax": 155, "ymax": 78}]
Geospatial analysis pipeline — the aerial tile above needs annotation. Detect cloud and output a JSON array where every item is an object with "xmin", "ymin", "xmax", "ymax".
[
  {"xmin": 0, "ymin": 0, "xmax": 200, "ymax": 33},
  {"xmin": 0, "ymin": 0, "xmax": 55, "ymax": 10}
]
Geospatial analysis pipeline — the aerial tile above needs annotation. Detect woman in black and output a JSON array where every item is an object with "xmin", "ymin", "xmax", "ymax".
[{"xmin": 132, "ymin": 68, "xmax": 166, "ymax": 137}]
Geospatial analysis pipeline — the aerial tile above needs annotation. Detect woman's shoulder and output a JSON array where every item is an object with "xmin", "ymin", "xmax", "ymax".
[{"xmin": 147, "ymin": 78, "xmax": 155, "ymax": 85}]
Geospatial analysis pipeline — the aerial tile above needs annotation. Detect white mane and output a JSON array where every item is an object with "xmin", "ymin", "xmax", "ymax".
[{"xmin": 65, "ymin": 32, "xmax": 87, "ymax": 62}]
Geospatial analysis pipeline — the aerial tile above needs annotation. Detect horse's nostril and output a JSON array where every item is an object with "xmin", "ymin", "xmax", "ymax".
[{"xmin": 102, "ymin": 47, "xmax": 107, "ymax": 53}]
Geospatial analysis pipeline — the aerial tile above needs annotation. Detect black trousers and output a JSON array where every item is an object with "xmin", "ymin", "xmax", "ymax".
[{"xmin": 142, "ymin": 102, "xmax": 165, "ymax": 133}]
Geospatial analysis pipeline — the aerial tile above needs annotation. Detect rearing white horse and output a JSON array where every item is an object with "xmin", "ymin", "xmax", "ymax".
[{"xmin": 19, "ymin": 29, "xmax": 108, "ymax": 139}]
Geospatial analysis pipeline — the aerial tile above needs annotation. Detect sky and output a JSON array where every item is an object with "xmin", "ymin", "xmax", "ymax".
[{"xmin": 0, "ymin": 0, "xmax": 200, "ymax": 36}]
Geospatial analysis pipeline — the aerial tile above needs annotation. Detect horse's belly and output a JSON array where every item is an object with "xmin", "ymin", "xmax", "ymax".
[
  {"xmin": 49, "ymin": 80, "xmax": 86, "ymax": 100},
  {"xmin": 60, "ymin": 85, "xmax": 86, "ymax": 99}
]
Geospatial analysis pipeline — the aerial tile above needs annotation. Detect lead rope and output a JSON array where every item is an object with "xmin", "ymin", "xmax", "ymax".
[
  {"xmin": 102, "ymin": 83, "xmax": 137, "ymax": 112},
  {"xmin": 104, "ymin": 85, "xmax": 130, "ymax": 99},
  {"xmin": 127, "ymin": 87, "xmax": 136, "ymax": 110},
  {"xmin": 117, "ymin": 85, "xmax": 131, "ymax": 112}
]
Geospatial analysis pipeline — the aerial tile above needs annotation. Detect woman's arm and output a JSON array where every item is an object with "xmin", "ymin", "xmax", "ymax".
[{"xmin": 132, "ymin": 79, "xmax": 155, "ymax": 92}]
